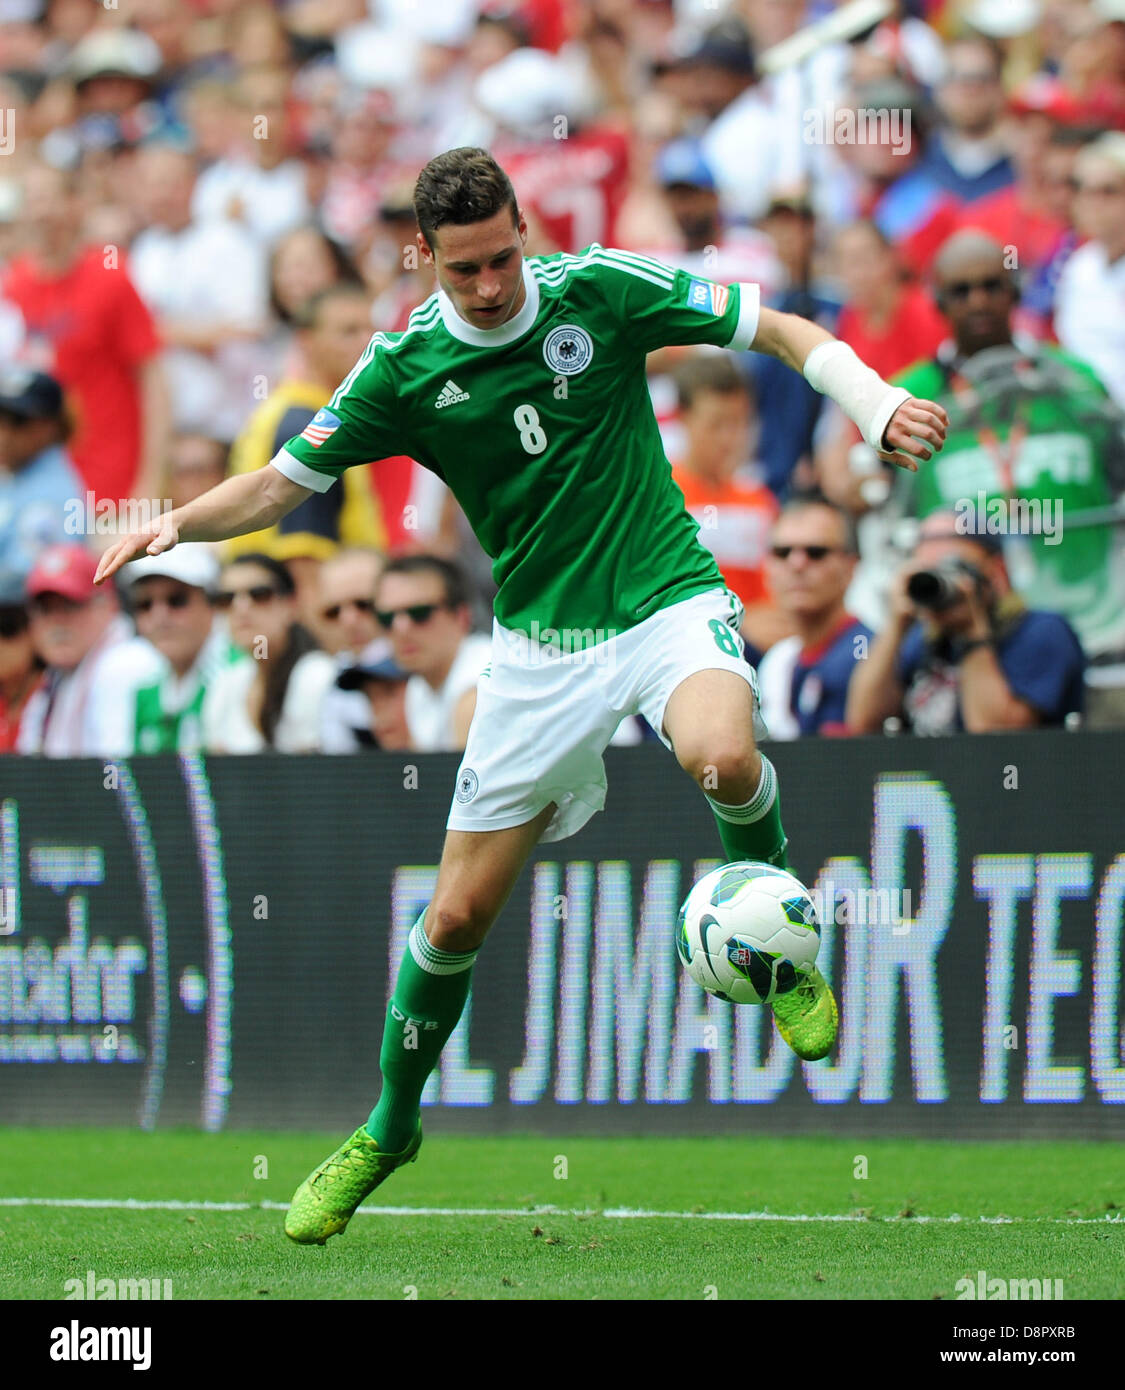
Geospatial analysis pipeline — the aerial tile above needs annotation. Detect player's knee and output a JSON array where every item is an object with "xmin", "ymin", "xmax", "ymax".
[
  {"xmin": 425, "ymin": 900, "xmax": 495, "ymax": 953},
  {"xmin": 678, "ymin": 739, "xmax": 761, "ymax": 798}
]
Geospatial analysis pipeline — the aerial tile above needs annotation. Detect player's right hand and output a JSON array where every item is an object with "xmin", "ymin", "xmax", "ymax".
[
  {"xmin": 94, "ymin": 514, "xmax": 180, "ymax": 585},
  {"xmin": 876, "ymin": 397, "xmax": 949, "ymax": 470}
]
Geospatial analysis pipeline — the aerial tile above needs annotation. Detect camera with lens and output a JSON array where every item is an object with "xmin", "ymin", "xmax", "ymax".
[{"xmin": 906, "ymin": 557, "xmax": 987, "ymax": 611}]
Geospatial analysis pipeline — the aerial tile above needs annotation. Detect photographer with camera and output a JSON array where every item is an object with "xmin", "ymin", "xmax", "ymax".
[
  {"xmin": 846, "ymin": 512, "xmax": 1085, "ymax": 735},
  {"xmin": 818, "ymin": 230, "xmax": 1125, "ymax": 681}
]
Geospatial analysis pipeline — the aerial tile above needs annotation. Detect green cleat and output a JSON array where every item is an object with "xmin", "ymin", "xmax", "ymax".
[
  {"xmin": 284, "ymin": 1122, "xmax": 422, "ymax": 1245},
  {"xmin": 770, "ymin": 965, "xmax": 838, "ymax": 1061}
]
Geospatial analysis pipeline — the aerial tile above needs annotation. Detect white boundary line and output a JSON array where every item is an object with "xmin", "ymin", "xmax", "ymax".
[{"xmin": 1, "ymin": 1197, "xmax": 1122, "ymax": 1225}]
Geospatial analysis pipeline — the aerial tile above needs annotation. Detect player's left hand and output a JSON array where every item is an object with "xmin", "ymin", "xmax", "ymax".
[{"xmin": 876, "ymin": 397, "xmax": 949, "ymax": 471}]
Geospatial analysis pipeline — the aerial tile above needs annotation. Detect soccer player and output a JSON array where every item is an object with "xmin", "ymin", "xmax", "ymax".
[{"xmin": 96, "ymin": 147, "xmax": 948, "ymax": 1245}]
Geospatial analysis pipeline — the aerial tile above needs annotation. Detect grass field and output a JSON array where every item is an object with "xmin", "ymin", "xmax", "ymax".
[{"xmin": 1, "ymin": 1129, "xmax": 1121, "ymax": 1300}]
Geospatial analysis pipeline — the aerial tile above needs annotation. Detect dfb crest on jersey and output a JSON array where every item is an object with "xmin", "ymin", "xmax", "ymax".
[
  {"xmin": 455, "ymin": 767, "xmax": 479, "ymax": 803},
  {"xmin": 543, "ymin": 325, "xmax": 593, "ymax": 376}
]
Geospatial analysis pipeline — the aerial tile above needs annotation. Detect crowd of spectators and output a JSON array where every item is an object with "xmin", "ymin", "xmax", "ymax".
[{"xmin": 1, "ymin": 0, "xmax": 1124, "ymax": 753}]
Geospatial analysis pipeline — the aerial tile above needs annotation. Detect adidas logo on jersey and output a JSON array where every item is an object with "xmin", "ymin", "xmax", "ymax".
[{"xmin": 434, "ymin": 379, "xmax": 470, "ymax": 409}]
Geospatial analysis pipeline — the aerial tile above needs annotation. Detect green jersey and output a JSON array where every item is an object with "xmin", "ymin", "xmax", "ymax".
[
  {"xmin": 893, "ymin": 344, "xmax": 1125, "ymax": 656},
  {"xmin": 271, "ymin": 245, "xmax": 761, "ymax": 637},
  {"xmin": 131, "ymin": 630, "xmax": 246, "ymax": 754}
]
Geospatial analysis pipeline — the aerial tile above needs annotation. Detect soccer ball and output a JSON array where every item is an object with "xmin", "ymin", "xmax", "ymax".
[{"xmin": 675, "ymin": 860, "xmax": 821, "ymax": 1005}]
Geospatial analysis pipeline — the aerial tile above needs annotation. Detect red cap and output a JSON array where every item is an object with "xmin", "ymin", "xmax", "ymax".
[
  {"xmin": 1009, "ymin": 74, "xmax": 1090, "ymax": 125},
  {"xmin": 26, "ymin": 545, "xmax": 99, "ymax": 603}
]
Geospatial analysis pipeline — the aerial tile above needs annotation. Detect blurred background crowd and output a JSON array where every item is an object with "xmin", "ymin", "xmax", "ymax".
[{"xmin": 1, "ymin": 0, "xmax": 1124, "ymax": 757}]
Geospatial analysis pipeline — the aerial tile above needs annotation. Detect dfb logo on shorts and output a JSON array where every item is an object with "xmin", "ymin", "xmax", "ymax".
[
  {"xmin": 543, "ymin": 325, "xmax": 593, "ymax": 376},
  {"xmin": 455, "ymin": 768, "xmax": 479, "ymax": 803}
]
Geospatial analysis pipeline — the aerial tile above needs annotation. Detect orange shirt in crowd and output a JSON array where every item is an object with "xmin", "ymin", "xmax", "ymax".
[{"xmin": 672, "ymin": 466, "xmax": 779, "ymax": 608}]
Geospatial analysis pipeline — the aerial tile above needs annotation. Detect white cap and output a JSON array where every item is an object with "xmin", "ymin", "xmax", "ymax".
[
  {"xmin": 68, "ymin": 29, "xmax": 163, "ymax": 84},
  {"xmin": 473, "ymin": 49, "xmax": 587, "ymax": 141},
  {"xmin": 963, "ymin": 0, "xmax": 1042, "ymax": 37},
  {"xmin": 335, "ymin": 23, "xmax": 418, "ymax": 94},
  {"xmin": 123, "ymin": 543, "xmax": 220, "ymax": 593},
  {"xmin": 380, "ymin": 0, "xmax": 477, "ymax": 46}
]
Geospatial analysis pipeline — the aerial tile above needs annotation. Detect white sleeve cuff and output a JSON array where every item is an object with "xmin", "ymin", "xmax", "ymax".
[
  {"xmin": 268, "ymin": 447, "xmax": 336, "ymax": 495},
  {"xmin": 726, "ymin": 283, "xmax": 760, "ymax": 351}
]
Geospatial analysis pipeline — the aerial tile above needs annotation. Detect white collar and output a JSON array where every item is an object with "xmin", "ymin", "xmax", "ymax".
[{"xmin": 437, "ymin": 259, "xmax": 540, "ymax": 347}]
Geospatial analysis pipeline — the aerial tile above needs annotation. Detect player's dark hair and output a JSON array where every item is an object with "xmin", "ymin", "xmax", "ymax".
[
  {"xmin": 778, "ymin": 492, "xmax": 860, "ymax": 556},
  {"xmin": 673, "ymin": 353, "xmax": 752, "ymax": 412},
  {"xmin": 377, "ymin": 554, "xmax": 471, "ymax": 611},
  {"xmin": 223, "ymin": 553, "xmax": 321, "ymax": 747},
  {"xmin": 413, "ymin": 147, "xmax": 518, "ymax": 246}
]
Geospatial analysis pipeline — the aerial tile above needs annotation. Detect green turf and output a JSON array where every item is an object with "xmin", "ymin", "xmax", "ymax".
[{"xmin": 0, "ymin": 1129, "xmax": 1121, "ymax": 1300}]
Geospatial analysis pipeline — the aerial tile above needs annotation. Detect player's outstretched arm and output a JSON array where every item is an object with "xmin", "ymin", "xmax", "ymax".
[
  {"xmin": 750, "ymin": 306, "xmax": 948, "ymax": 471},
  {"xmin": 94, "ymin": 464, "xmax": 314, "ymax": 585}
]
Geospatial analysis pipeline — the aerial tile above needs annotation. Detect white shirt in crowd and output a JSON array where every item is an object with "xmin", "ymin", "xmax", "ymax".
[
  {"xmin": 320, "ymin": 653, "xmax": 376, "ymax": 753},
  {"xmin": 129, "ymin": 218, "xmax": 269, "ymax": 440},
  {"xmin": 405, "ymin": 632, "xmax": 492, "ymax": 752},
  {"xmin": 202, "ymin": 650, "xmax": 338, "ymax": 753},
  {"xmin": 755, "ymin": 636, "xmax": 804, "ymax": 742},
  {"xmin": 1054, "ymin": 242, "xmax": 1125, "ymax": 410},
  {"xmin": 17, "ymin": 615, "xmax": 164, "ymax": 758},
  {"xmin": 191, "ymin": 159, "xmax": 310, "ymax": 247}
]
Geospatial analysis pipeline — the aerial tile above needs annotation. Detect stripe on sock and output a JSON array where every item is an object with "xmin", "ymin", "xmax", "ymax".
[
  {"xmin": 706, "ymin": 755, "xmax": 777, "ymax": 825},
  {"xmin": 408, "ymin": 914, "xmax": 478, "ymax": 977}
]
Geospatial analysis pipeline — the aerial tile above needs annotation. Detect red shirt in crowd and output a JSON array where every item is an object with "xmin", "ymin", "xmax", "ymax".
[
  {"xmin": 958, "ymin": 186, "xmax": 1067, "ymax": 273},
  {"xmin": 3, "ymin": 247, "xmax": 161, "ymax": 502},
  {"xmin": 0, "ymin": 673, "xmax": 41, "ymax": 753},
  {"xmin": 835, "ymin": 283, "xmax": 949, "ymax": 381},
  {"xmin": 499, "ymin": 126, "xmax": 631, "ymax": 253}
]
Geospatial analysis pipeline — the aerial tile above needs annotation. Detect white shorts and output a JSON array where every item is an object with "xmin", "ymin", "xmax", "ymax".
[{"xmin": 446, "ymin": 587, "xmax": 767, "ymax": 843}]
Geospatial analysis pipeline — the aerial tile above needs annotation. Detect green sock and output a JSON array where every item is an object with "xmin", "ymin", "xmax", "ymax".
[
  {"xmin": 706, "ymin": 754, "xmax": 790, "ymax": 869},
  {"xmin": 366, "ymin": 910, "xmax": 476, "ymax": 1152}
]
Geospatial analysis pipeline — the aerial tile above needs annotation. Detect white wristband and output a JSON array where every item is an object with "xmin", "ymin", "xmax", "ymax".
[{"xmin": 802, "ymin": 340, "xmax": 912, "ymax": 453}]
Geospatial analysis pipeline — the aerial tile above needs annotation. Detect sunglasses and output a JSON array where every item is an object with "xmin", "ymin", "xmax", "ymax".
[
  {"xmin": 770, "ymin": 544, "xmax": 844, "ymax": 561},
  {"xmin": 375, "ymin": 601, "xmax": 449, "ymax": 629},
  {"xmin": 944, "ymin": 277, "xmax": 1009, "ymax": 301},
  {"xmin": 212, "ymin": 585, "xmax": 282, "ymax": 610},
  {"xmin": 322, "ymin": 597, "xmax": 377, "ymax": 622},
  {"xmin": 132, "ymin": 590, "xmax": 194, "ymax": 615},
  {"xmin": 0, "ymin": 607, "xmax": 29, "ymax": 639}
]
